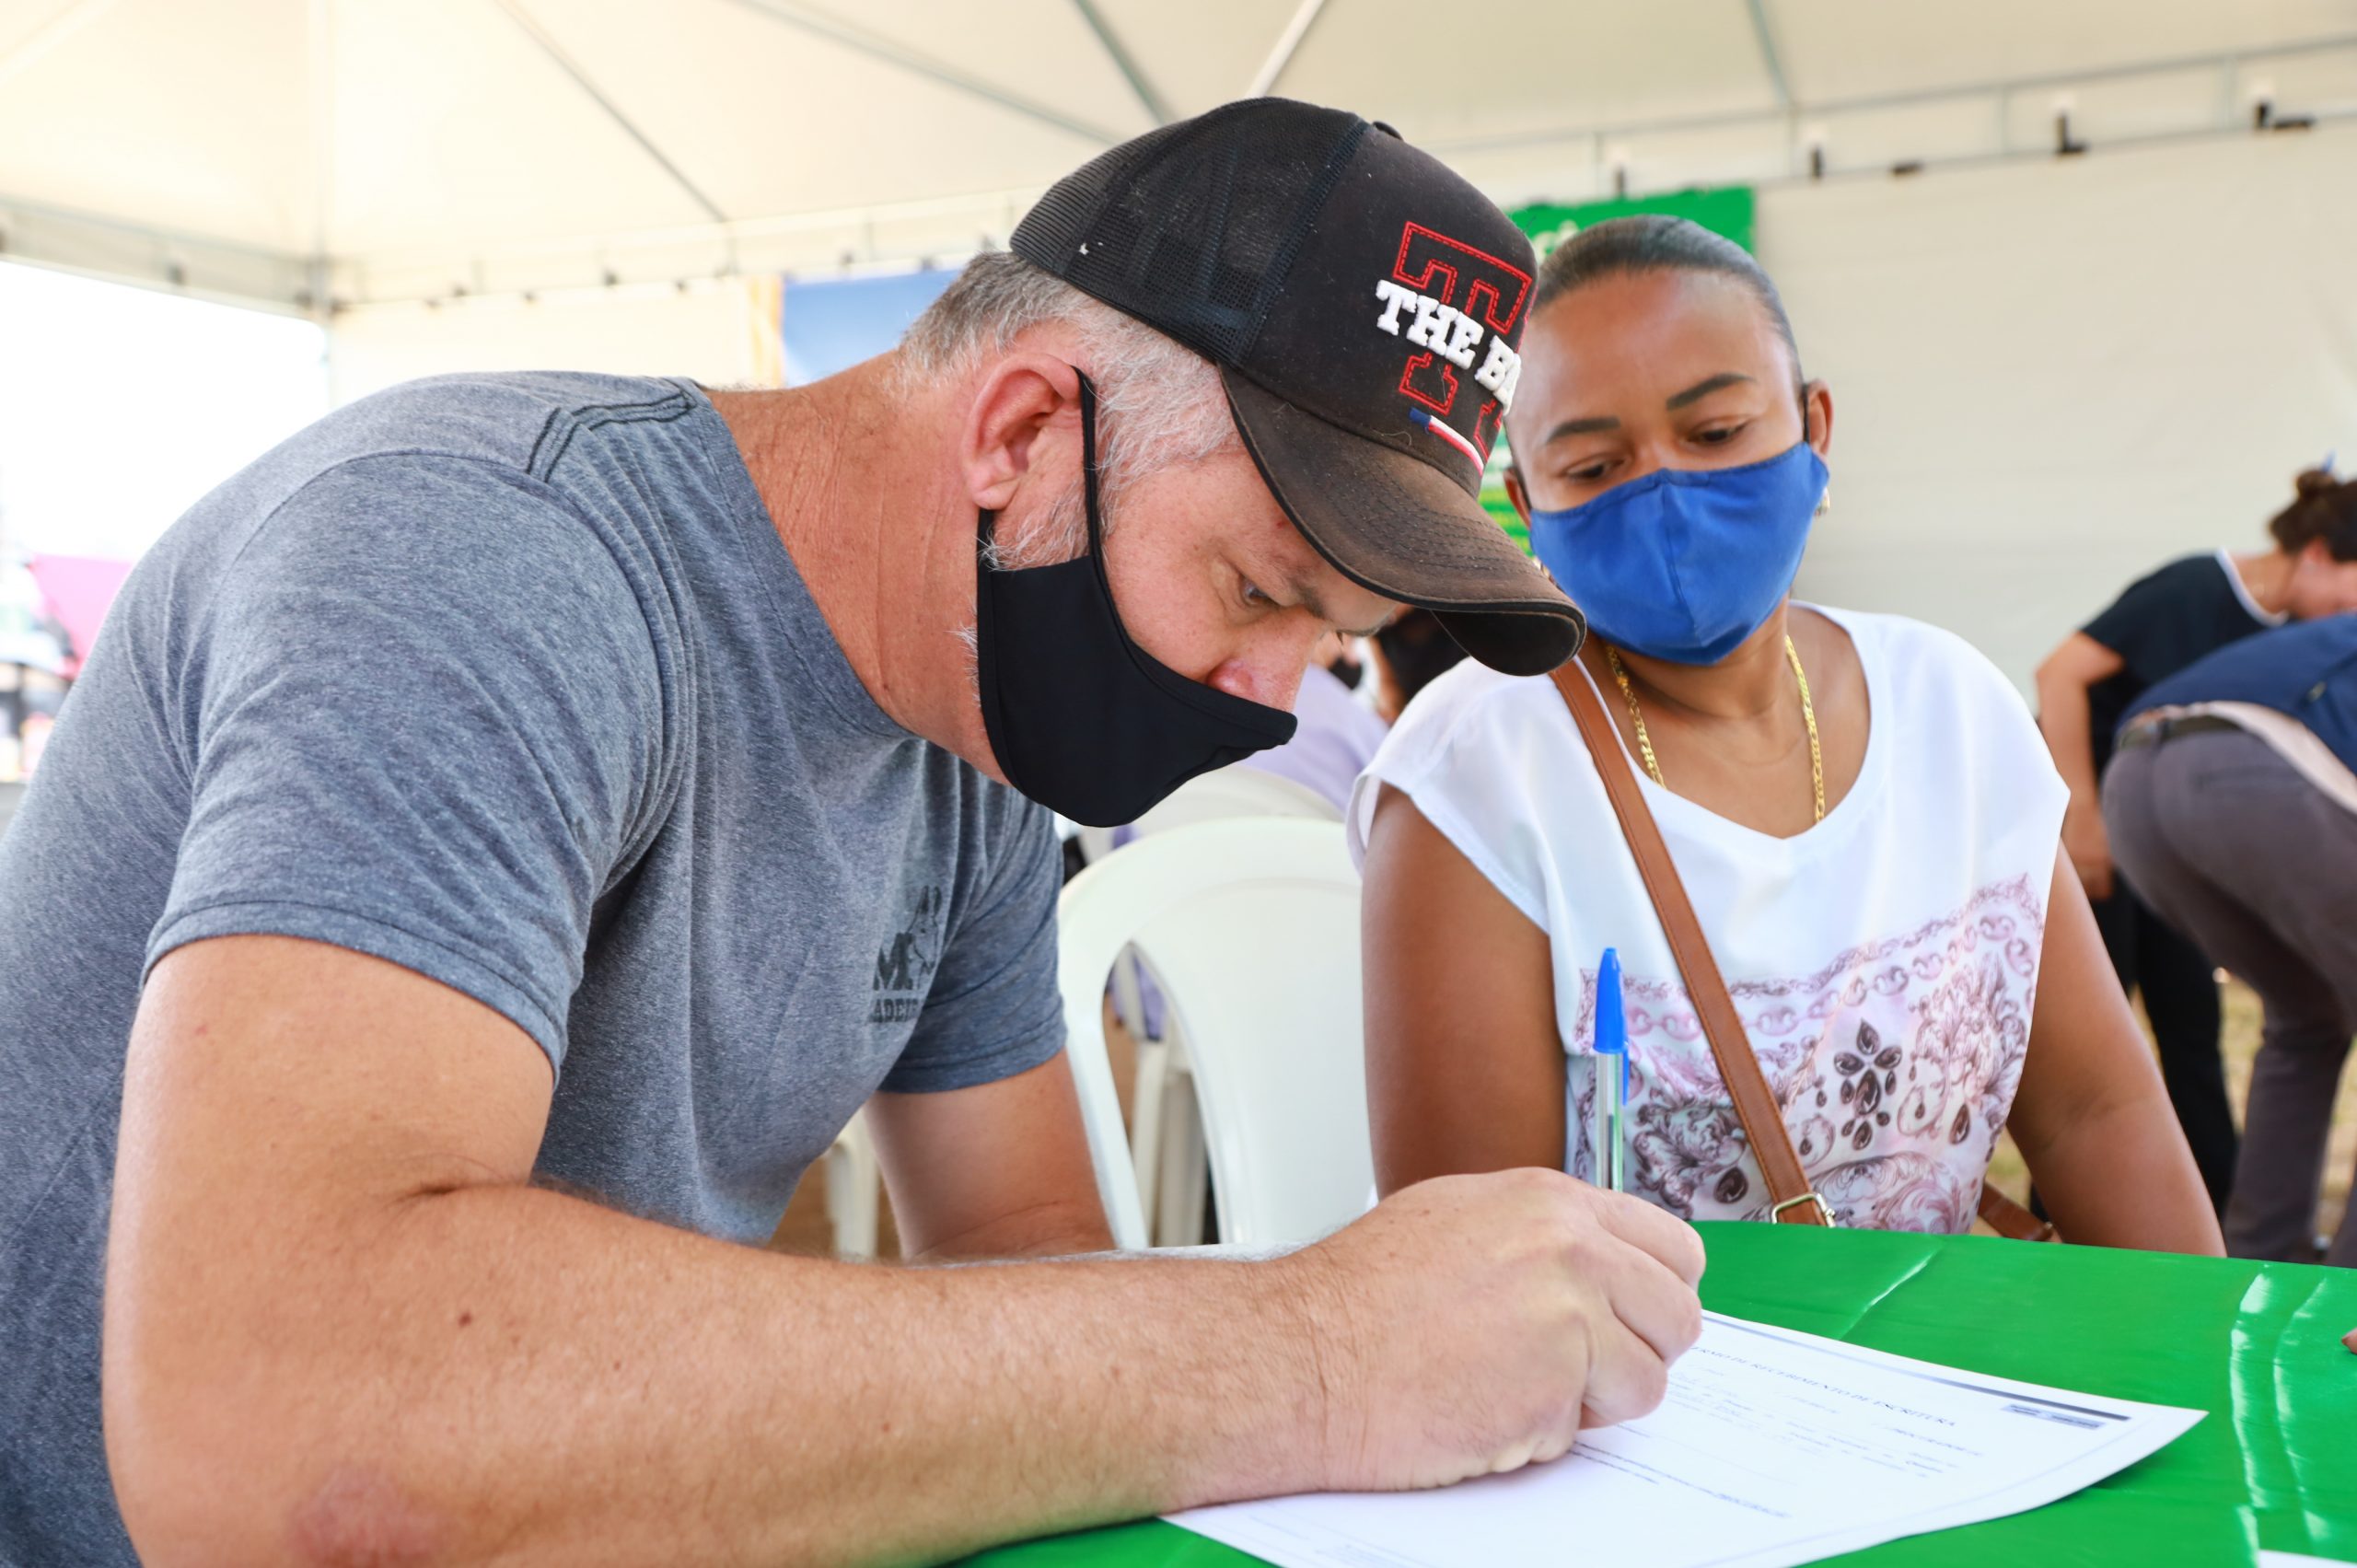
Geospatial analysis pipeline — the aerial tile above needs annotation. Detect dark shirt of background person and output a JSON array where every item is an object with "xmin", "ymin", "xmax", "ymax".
[{"xmin": 2061, "ymin": 469, "xmax": 2357, "ymax": 799}]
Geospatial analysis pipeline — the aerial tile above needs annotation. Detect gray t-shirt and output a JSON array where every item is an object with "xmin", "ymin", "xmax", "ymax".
[{"xmin": 0, "ymin": 373, "xmax": 1065, "ymax": 1563}]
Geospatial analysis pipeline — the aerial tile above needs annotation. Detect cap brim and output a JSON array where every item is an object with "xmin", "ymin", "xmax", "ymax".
[{"xmin": 1222, "ymin": 368, "xmax": 1585, "ymax": 677}]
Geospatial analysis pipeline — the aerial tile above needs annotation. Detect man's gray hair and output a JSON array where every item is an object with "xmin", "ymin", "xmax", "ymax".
[{"xmin": 899, "ymin": 250, "xmax": 1239, "ymax": 564}]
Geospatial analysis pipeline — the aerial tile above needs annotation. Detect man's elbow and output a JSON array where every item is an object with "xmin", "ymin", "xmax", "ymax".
[{"xmin": 107, "ymin": 1343, "xmax": 447, "ymax": 1568}]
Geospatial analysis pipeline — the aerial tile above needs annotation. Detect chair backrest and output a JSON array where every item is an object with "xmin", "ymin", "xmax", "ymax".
[
  {"xmin": 1058, "ymin": 818, "xmax": 1371, "ymax": 1250},
  {"xmin": 1132, "ymin": 764, "xmax": 1341, "ymax": 836},
  {"xmin": 1074, "ymin": 766, "xmax": 1341, "ymax": 872}
]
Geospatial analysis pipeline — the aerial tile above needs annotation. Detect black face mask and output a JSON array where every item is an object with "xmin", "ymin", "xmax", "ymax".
[{"xmin": 974, "ymin": 374, "xmax": 1298, "ymax": 827}]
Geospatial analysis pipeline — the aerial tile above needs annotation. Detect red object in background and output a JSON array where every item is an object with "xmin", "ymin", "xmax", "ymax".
[{"xmin": 27, "ymin": 554, "xmax": 134, "ymax": 677}]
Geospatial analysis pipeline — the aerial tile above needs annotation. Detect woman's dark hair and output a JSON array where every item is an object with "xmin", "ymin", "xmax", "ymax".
[
  {"xmin": 1531, "ymin": 215, "xmax": 1802, "ymax": 380},
  {"xmin": 2267, "ymin": 467, "xmax": 2357, "ymax": 561}
]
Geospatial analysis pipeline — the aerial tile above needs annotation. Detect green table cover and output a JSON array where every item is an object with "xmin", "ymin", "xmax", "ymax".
[{"xmin": 966, "ymin": 1223, "xmax": 2357, "ymax": 1567}]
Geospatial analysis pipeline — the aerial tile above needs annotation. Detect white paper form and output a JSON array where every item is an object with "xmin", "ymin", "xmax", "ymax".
[{"xmin": 1171, "ymin": 1311, "xmax": 2204, "ymax": 1568}]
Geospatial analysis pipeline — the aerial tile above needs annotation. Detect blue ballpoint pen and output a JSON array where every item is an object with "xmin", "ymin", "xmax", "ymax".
[{"xmin": 1594, "ymin": 947, "xmax": 1630, "ymax": 1192}]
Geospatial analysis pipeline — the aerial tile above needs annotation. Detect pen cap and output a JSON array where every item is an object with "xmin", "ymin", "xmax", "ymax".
[{"xmin": 1596, "ymin": 947, "xmax": 1630, "ymax": 1098}]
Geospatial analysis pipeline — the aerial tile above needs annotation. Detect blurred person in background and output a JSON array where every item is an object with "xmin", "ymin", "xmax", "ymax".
[
  {"xmin": 1357, "ymin": 215, "xmax": 2219, "ymax": 1251},
  {"xmin": 1235, "ymin": 630, "xmax": 1390, "ymax": 810},
  {"xmin": 1365, "ymin": 606, "xmax": 1472, "ymax": 723},
  {"xmin": 1230, "ymin": 608, "xmax": 1475, "ymax": 808},
  {"xmin": 2105, "ymin": 613, "xmax": 2357, "ymax": 1267},
  {"xmin": 2034, "ymin": 470, "xmax": 2357, "ymax": 1211}
]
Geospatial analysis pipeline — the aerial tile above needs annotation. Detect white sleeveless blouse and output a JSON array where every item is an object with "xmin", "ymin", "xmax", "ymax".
[{"xmin": 1349, "ymin": 608, "xmax": 2069, "ymax": 1233}]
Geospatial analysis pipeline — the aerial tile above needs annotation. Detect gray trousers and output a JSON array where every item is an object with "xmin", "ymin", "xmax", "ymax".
[{"xmin": 2104, "ymin": 729, "xmax": 2357, "ymax": 1267}]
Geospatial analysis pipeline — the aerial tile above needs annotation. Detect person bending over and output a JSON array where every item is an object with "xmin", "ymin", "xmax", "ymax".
[
  {"xmin": 0, "ymin": 103, "xmax": 1705, "ymax": 1568},
  {"xmin": 1356, "ymin": 215, "xmax": 2219, "ymax": 1249},
  {"xmin": 2034, "ymin": 468, "xmax": 2357, "ymax": 1209},
  {"xmin": 2105, "ymin": 614, "xmax": 2357, "ymax": 1266}
]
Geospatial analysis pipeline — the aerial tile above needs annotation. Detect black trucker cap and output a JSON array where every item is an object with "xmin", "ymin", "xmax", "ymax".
[{"xmin": 1011, "ymin": 98, "xmax": 1584, "ymax": 677}]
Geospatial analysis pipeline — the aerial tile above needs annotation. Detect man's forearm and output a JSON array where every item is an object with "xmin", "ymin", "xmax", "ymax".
[
  {"xmin": 908, "ymin": 1197, "xmax": 1117, "ymax": 1262},
  {"xmin": 109, "ymin": 1182, "xmax": 1327, "ymax": 1568}
]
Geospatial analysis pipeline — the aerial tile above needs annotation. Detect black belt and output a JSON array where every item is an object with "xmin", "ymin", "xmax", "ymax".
[{"xmin": 2117, "ymin": 714, "xmax": 2246, "ymax": 752}]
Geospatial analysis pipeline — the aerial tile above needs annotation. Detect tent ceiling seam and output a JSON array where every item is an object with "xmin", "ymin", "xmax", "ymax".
[
  {"xmin": 331, "ymin": 104, "xmax": 2357, "ymax": 308},
  {"xmin": 488, "ymin": 0, "xmax": 729, "ymax": 226},
  {"xmin": 0, "ymin": 192, "xmax": 315, "ymax": 314},
  {"xmin": 1248, "ymin": 0, "xmax": 1329, "ymax": 99},
  {"xmin": 16, "ymin": 98, "xmax": 2349, "ymax": 317},
  {"xmin": 1747, "ymin": 0, "xmax": 1793, "ymax": 110},
  {"xmin": 0, "ymin": 0, "xmax": 117, "ymax": 87},
  {"xmin": 716, "ymin": 0, "xmax": 1126, "ymax": 145},
  {"xmin": 1071, "ymin": 0, "xmax": 1167, "ymax": 126},
  {"xmin": 1427, "ymin": 32, "xmax": 2357, "ymax": 157}
]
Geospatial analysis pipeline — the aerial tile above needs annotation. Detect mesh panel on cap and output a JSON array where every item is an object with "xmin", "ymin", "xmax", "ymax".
[{"xmin": 1012, "ymin": 99, "xmax": 1366, "ymax": 366}]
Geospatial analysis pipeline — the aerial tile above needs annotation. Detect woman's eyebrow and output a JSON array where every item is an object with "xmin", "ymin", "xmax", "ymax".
[
  {"xmin": 1666, "ymin": 372, "xmax": 1756, "ymax": 410},
  {"xmin": 1539, "ymin": 414, "xmax": 1621, "ymax": 444}
]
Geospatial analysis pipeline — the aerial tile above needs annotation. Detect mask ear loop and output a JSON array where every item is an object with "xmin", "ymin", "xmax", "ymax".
[
  {"xmin": 1066, "ymin": 365, "xmax": 1296, "ymax": 736},
  {"xmin": 975, "ymin": 368, "xmax": 1106, "ymax": 565},
  {"xmin": 1071, "ymin": 369, "xmax": 1128, "ymax": 614},
  {"xmin": 1074, "ymin": 369, "xmax": 1106, "ymax": 557}
]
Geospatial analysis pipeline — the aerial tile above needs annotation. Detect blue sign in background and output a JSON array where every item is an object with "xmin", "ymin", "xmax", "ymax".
[{"xmin": 780, "ymin": 267, "xmax": 958, "ymax": 385}]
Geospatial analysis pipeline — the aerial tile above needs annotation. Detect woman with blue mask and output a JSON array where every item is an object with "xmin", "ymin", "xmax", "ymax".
[{"xmin": 1350, "ymin": 215, "xmax": 2220, "ymax": 1249}]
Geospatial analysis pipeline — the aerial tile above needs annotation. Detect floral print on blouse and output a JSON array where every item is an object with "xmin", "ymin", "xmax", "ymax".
[{"xmin": 1565, "ymin": 874, "xmax": 2045, "ymax": 1233}]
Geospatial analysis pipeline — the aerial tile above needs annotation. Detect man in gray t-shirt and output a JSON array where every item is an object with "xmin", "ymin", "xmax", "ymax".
[{"xmin": 1, "ymin": 102, "xmax": 1704, "ymax": 1565}]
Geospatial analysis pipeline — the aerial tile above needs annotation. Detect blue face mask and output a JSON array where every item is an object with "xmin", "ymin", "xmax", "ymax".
[{"xmin": 1526, "ymin": 441, "xmax": 1829, "ymax": 666}]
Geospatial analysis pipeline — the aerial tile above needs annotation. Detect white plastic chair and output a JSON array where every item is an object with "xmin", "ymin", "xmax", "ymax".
[
  {"xmin": 1059, "ymin": 818, "xmax": 1374, "ymax": 1251},
  {"xmin": 819, "ymin": 772, "xmax": 1344, "ymax": 1258},
  {"xmin": 823, "ymin": 1109, "xmax": 881, "ymax": 1259},
  {"xmin": 1132, "ymin": 765, "xmax": 1341, "ymax": 834},
  {"xmin": 1116, "ymin": 766, "xmax": 1343, "ymax": 1243}
]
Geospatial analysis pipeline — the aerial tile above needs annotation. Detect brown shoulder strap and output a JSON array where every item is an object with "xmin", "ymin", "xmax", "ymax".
[
  {"xmin": 1977, "ymin": 1182, "xmax": 2058, "ymax": 1243},
  {"xmin": 1550, "ymin": 649, "xmax": 1830, "ymax": 1225}
]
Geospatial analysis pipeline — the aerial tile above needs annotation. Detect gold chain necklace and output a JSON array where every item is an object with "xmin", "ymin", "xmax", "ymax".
[{"xmin": 1604, "ymin": 637, "xmax": 1826, "ymax": 825}]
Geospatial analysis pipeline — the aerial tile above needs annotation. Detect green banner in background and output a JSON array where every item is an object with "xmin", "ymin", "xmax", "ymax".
[
  {"xmin": 1511, "ymin": 184, "xmax": 1756, "ymax": 259},
  {"xmin": 1480, "ymin": 186, "xmax": 1757, "ymax": 548}
]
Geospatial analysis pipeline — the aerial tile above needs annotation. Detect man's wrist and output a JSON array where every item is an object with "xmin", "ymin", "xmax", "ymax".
[
  {"xmin": 1127, "ymin": 1251, "xmax": 1362, "ymax": 1507},
  {"xmin": 1256, "ymin": 1247, "xmax": 1363, "ymax": 1495}
]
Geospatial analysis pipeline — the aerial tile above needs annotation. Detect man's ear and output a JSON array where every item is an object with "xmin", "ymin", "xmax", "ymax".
[
  {"xmin": 1802, "ymin": 378, "xmax": 1835, "ymax": 458},
  {"xmin": 1503, "ymin": 465, "xmax": 1534, "ymax": 525},
  {"xmin": 959, "ymin": 355, "xmax": 1085, "ymax": 514}
]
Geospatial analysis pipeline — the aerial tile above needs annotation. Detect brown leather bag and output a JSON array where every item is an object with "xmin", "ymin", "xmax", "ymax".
[{"xmin": 1548, "ymin": 647, "xmax": 2056, "ymax": 1242}]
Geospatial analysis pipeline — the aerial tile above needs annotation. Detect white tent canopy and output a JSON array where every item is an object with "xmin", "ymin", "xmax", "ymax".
[
  {"xmin": 8, "ymin": 1, "xmax": 2357, "ymax": 696},
  {"xmin": 6, "ymin": 0, "xmax": 2357, "ymax": 312}
]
